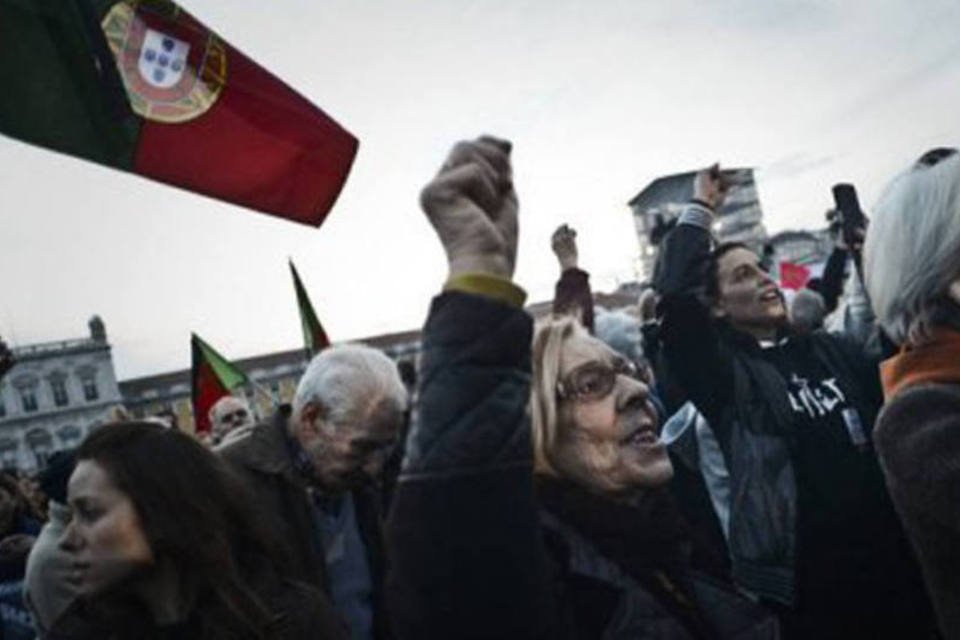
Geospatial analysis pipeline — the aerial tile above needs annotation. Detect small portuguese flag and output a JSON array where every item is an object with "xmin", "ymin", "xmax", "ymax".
[
  {"xmin": 0, "ymin": 0, "xmax": 358, "ymax": 226},
  {"xmin": 191, "ymin": 333, "xmax": 247, "ymax": 435},
  {"xmin": 290, "ymin": 260, "xmax": 331, "ymax": 358}
]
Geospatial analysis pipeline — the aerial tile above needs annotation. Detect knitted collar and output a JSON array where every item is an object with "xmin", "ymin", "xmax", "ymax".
[{"xmin": 881, "ymin": 327, "xmax": 960, "ymax": 399}]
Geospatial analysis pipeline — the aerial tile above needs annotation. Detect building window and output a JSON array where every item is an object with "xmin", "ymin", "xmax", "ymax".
[
  {"xmin": 20, "ymin": 389, "xmax": 38, "ymax": 413},
  {"xmin": 81, "ymin": 377, "xmax": 99, "ymax": 402},
  {"xmin": 0, "ymin": 437, "xmax": 17, "ymax": 470},
  {"xmin": 26, "ymin": 428, "xmax": 53, "ymax": 468},
  {"xmin": 0, "ymin": 397, "xmax": 5, "ymax": 419},
  {"xmin": 56, "ymin": 425, "xmax": 82, "ymax": 447},
  {"xmin": 50, "ymin": 378, "xmax": 69, "ymax": 407}
]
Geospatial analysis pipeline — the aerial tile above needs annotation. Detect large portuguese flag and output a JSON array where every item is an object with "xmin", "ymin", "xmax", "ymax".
[
  {"xmin": 191, "ymin": 333, "xmax": 247, "ymax": 435},
  {"xmin": 0, "ymin": 0, "xmax": 358, "ymax": 226}
]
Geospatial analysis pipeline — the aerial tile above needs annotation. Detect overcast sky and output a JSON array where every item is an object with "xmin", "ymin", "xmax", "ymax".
[{"xmin": 3, "ymin": 0, "xmax": 960, "ymax": 379}]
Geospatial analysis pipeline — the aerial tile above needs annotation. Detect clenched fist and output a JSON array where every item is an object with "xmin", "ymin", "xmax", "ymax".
[
  {"xmin": 420, "ymin": 136, "xmax": 518, "ymax": 280},
  {"xmin": 551, "ymin": 224, "xmax": 578, "ymax": 272},
  {"xmin": 693, "ymin": 163, "xmax": 729, "ymax": 212}
]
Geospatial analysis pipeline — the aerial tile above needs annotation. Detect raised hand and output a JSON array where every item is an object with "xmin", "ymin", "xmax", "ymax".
[
  {"xmin": 420, "ymin": 136, "xmax": 518, "ymax": 280},
  {"xmin": 693, "ymin": 163, "xmax": 729, "ymax": 212},
  {"xmin": 551, "ymin": 224, "xmax": 579, "ymax": 271}
]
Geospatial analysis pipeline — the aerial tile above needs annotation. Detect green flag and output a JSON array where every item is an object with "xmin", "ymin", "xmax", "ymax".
[
  {"xmin": 289, "ymin": 260, "xmax": 330, "ymax": 358},
  {"xmin": 190, "ymin": 333, "xmax": 247, "ymax": 434}
]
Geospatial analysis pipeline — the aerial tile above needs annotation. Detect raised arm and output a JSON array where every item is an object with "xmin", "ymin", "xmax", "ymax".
[
  {"xmin": 386, "ymin": 137, "xmax": 551, "ymax": 640},
  {"xmin": 653, "ymin": 167, "xmax": 734, "ymax": 428},
  {"xmin": 551, "ymin": 224, "xmax": 595, "ymax": 332}
]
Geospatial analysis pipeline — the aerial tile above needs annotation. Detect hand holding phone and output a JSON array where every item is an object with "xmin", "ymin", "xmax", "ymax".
[{"xmin": 831, "ymin": 183, "xmax": 867, "ymax": 251}]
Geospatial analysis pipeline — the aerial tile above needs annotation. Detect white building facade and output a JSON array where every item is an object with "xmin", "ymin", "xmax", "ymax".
[
  {"xmin": 0, "ymin": 317, "xmax": 122, "ymax": 472},
  {"xmin": 628, "ymin": 168, "xmax": 767, "ymax": 281}
]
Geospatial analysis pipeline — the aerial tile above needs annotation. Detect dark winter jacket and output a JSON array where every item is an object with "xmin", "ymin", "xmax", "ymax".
[
  {"xmin": 45, "ymin": 577, "xmax": 346, "ymax": 640},
  {"xmin": 652, "ymin": 204, "xmax": 933, "ymax": 637},
  {"xmin": 876, "ymin": 327, "xmax": 960, "ymax": 639},
  {"xmin": 553, "ymin": 267, "xmax": 595, "ymax": 332},
  {"xmin": 219, "ymin": 410, "xmax": 390, "ymax": 639},
  {"xmin": 385, "ymin": 290, "xmax": 777, "ymax": 640}
]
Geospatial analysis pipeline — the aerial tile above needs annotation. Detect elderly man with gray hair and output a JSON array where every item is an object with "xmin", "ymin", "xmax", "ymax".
[{"xmin": 220, "ymin": 343, "xmax": 407, "ymax": 640}]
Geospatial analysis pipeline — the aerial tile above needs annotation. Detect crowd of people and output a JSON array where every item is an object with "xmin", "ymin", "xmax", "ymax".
[{"xmin": 1, "ymin": 138, "xmax": 959, "ymax": 639}]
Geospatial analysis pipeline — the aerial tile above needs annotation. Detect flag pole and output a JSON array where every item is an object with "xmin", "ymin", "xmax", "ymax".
[{"xmin": 248, "ymin": 378, "xmax": 280, "ymax": 407}]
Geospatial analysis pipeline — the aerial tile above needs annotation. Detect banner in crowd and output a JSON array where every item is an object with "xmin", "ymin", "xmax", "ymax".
[
  {"xmin": 0, "ymin": 0, "xmax": 358, "ymax": 226},
  {"xmin": 190, "ymin": 333, "xmax": 248, "ymax": 435},
  {"xmin": 779, "ymin": 261, "xmax": 812, "ymax": 290},
  {"xmin": 290, "ymin": 260, "xmax": 330, "ymax": 358}
]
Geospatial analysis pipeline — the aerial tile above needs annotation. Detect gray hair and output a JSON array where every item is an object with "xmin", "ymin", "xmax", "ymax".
[
  {"xmin": 594, "ymin": 310, "xmax": 643, "ymax": 363},
  {"xmin": 864, "ymin": 151, "xmax": 960, "ymax": 344},
  {"xmin": 789, "ymin": 289, "xmax": 826, "ymax": 333},
  {"xmin": 292, "ymin": 344, "xmax": 407, "ymax": 431}
]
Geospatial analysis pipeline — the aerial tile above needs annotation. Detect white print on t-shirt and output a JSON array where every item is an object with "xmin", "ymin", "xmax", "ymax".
[{"xmin": 786, "ymin": 374, "xmax": 846, "ymax": 419}]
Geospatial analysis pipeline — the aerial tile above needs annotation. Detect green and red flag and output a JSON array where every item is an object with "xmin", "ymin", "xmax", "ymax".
[
  {"xmin": 290, "ymin": 260, "xmax": 330, "ymax": 357},
  {"xmin": 190, "ymin": 333, "xmax": 247, "ymax": 435},
  {"xmin": 0, "ymin": 0, "xmax": 358, "ymax": 226},
  {"xmin": 779, "ymin": 261, "xmax": 812, "ymax": 291}
]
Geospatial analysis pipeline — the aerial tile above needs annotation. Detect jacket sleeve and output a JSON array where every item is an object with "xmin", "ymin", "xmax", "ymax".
[
  {"xmin": 385, "ymin": 291, "xmax": 553, "ymax": 640},
  {"xmin": 553, "ymin": 267, "xmax": 594, "ymax": 333},
  {"xmin": 815, "ymin": 247, "xmax": 848, "ymax": 313},
  {"xmin": 874, "ymin": 385, "xmax": 960, "ymax": 637},
  {"xmin": 652, "ymin": 205, "xmax": 734, "ymax": 432}
]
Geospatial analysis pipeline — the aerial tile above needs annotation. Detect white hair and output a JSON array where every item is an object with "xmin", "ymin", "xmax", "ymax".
[
  {"xmin": 292, "ymin": 344, "xmax": 407, "ymax": 431},
  {"xmin": 789, "ymin": 289, "xmax": 826, "ymax": 333},
  {"xmin": 594, "ymin": 310, "xmax": 643, "ymax": 363},
  {"xmin": 864, "ymin": 151, "xmax": 960, "ymax": 344}
]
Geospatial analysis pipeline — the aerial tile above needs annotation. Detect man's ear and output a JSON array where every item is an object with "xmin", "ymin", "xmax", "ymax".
[
  {"xmin": 710, "ymin": 302, "xmax": 727, "ymax": 320},
  {"xmin": 297, "ymin": 402, "xmax": 328, "ymax": 439}
]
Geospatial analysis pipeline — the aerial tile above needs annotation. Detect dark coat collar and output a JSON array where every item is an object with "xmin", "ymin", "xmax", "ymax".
[
  {"xmin": 227, "ymin": 405, "xmax": 300, "ymax": 480},
  {"xmin": 536, "ymin": 476, "xmax": 691, "ymax": 575}
]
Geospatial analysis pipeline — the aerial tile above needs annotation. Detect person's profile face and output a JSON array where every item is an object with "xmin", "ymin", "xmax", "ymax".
[
  {"xmin": 551, "ymin": 334, "xmax": 672, "ymax": 495},
  {"xmin": 59, "ymin": 460, "xmax": 154, "ymax": 597},
  {"xmin": 714, "ymin": 248, "xmax": 787, "ymax": 333},
  {"xmin": 301, "ymin": 399, "xmax": 401, "ymax": 492},
  {"xmin": 212, "ymin": 397, "xmax": 253, "ymax": 438}
]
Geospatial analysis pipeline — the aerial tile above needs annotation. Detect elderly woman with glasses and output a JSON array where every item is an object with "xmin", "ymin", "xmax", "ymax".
[
  {"xmin": 386, "ymin": 136, "xmax": 776, "ymax": 640},
  {"xmin": 864, "ymin": 147, "xmax": 960, "ymax": 639}
]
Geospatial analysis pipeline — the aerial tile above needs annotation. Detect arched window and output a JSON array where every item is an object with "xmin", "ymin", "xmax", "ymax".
[
  {"xmin": 75, "ymin": 367, "xmax": 100, "ymax": 402},
  {"xmin": 26, "ymin": 428, "xmax": 53, "ymax": 468},
  {"xmin": 14, "ymin": 376, "xmax": 39, "ymax": 413},
  {"xmin": 0, "ymin": 437, "xmax": 18, "ymax": 470},
  {"xmin": 56, "ymin": 425, "xmax": 82, "ymax": 447},
  {"xmin": 26, "ymin": 428, "xmax": 53, "ymax": 451},
  {"xmin": 48, "ymin": 373, "xmax": 70, "ymax": 408}
]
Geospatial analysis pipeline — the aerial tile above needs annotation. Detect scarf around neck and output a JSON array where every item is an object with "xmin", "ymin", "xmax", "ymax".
[{"xmin": 880, "ymin": 327, "xmax": 960, "ymax": 399}]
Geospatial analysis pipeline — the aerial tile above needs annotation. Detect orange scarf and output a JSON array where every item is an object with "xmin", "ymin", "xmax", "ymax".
[{"xmin": 880, "ymin": 328, "xmax": 960, "ymax": 399}]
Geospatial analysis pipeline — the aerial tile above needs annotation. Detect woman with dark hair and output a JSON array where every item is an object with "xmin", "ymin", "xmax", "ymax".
[
  {"xmin": 652, "ymin": 167, "xmax": 934, "ymax": 638},
  {"xmin": 864, "ymin": 147, "xmax": 960, "ymax": 639},
  {"xmin": 52, "ymin": 421, "xmax": 345, "ymax": 639}
]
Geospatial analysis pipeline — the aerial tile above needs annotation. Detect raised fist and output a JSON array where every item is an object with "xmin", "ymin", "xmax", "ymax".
[
  {"xmin": 551, "ymin": 224, "xmax": 578, "ymax": 271},
  {"xmin": 693, "ymin": 163, "xmax": 729, "ymax": 212},
  {"xmin": 420, "ymin": 136, "xmax": 518, "ymax": 280}
]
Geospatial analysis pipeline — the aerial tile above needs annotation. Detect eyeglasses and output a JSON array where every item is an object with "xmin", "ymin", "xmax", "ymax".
[
  {"xmin": 556, "ymin": 357, "xmax": 639, "ymax": 402},
  {"xmin": 219, "ymin": 409, "xmax": 249, "ymax": 424}
]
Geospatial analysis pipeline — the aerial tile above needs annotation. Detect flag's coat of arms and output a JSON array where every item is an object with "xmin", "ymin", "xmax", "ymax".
[
  {"xmin": 139, "ymin": 29, "xmax": 189, "ymax": 89},
  {"xmin": 102, "ymin": 1, "xmax": 227, "ymax": 123}
]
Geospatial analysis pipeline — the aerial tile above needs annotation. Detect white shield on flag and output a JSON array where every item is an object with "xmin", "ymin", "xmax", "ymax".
[{"xmin": 138, "ymin": 29, "xmax": 190, "ymax": 90}]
